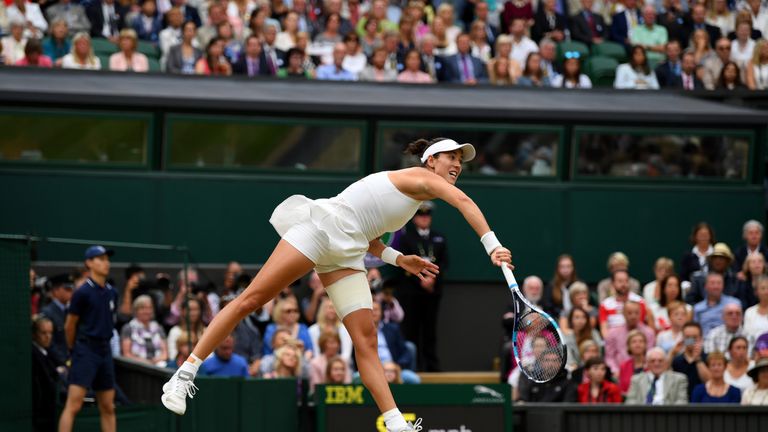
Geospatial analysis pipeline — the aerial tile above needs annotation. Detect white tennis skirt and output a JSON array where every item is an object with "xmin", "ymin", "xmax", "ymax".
[{"xmin": 269, "ymin": 195, "xmax": 370, "ymax": 273}]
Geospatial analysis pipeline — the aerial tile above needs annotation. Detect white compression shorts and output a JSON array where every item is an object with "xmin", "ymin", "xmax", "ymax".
[{"xmin": 325, "ymin": 272, "xmax": 372, "ymax": 320}]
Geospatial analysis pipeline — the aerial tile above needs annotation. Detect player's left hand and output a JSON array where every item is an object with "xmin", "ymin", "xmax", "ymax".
[
  {"xmin": 491, "ymin": 247, "xmax": 513, "ymax": 269},
  {"xmin": 398, "ymin": 255, "xmax": 440, "ymax": 282}
]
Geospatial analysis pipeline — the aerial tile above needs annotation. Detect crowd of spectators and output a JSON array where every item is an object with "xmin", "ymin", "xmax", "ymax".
[
  {"xmin": 3, "ymin": 0, "xmax": 768, "ymax": 89},
  {"xmin": 503, "ymin": 219, "xmax": 768, "ymax": 406}
]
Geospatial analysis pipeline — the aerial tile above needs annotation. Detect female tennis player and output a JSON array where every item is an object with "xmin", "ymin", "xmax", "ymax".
[{"xmin": 162, "ymin": 137, "xmax": 513, "ymax": 432}]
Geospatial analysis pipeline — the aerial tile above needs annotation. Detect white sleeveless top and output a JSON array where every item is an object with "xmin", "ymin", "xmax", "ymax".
[{"xmin": 337, "ymin": 171, "xmax": 422, "ymax": 241}]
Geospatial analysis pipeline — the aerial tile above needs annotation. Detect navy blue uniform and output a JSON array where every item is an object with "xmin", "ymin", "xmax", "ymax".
[{"xmin": 67, "ymin": 278, "xmax": 118, "ymax": 391}]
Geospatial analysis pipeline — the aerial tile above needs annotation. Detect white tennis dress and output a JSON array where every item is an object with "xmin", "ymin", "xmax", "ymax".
[{"xmin": 270, "ymin": 171, "xmax": 422, "ymax": 273}]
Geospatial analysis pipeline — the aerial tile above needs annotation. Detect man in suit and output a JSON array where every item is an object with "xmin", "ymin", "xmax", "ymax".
[
  {"xmin": 33, "ymin": 316, "xmax": 62, "ymax": 432},
  {"xmin": 658, "ymin": 0, "xmax": 687, "ymax": 48},
  {"xmin": 474, "ymin": 1, "xmax": 499, "ymax": 47},
  {"xmin": 394, "ymin": 201, "xmax": 449, "ymax": 372},
  {"xmin": 678, "ymin": 51, "xmax": 705, "ymax": 90},
  {"xmin": 570, "ymin": 0, "xmax": 607, "ymax": 46},
  {"xmin": 733, "ymin": 220, "xmax": 767, "ymax": 272},
  {"xmin": 171, "ymin": 0, "xmax": 201, "ymax": 28},
  {"xmin": 418, "ymin": 33, "xmax": 447, "ymax": 82},
  {"xmin": 443, "ymin": 33, "xmax": 488, "ymax": 84},
  {"xmin": 682, "ymin": 4, "xmax": 720, "ymax": 49},
  {"xmin": 40, "ymin": 274, "xmax": 74, "ymax": 366},
  {"xmin": 232, "ymin": 35, "xmax": 271, "ymax": 77},
  {"xmin": 626, "ymin": 347, "xmax": 688, "ymax": 405},
  {"xmin": 610, "ymin": 0, "xmax": 641, "ymax": 50},
  {"xmin": 532, "ymin": 0, "xmax": 567, "ymax": 42},
  {"xmin": 261, "ymin": 23, "xmax": 285, "ymax": 76},
  {"xmin": 655, "ymin": 40, "xmax": 682, "ymax": 88},
  {"xmin": 86, "ymin": 0, "xmax": 128, "ymax": 41}
]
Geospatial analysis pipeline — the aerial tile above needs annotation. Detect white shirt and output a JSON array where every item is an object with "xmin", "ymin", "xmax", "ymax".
[
  {"xmin": 274, "ymin": 32, "xmax": 295, "ymax": 52},
  {"xmin": 731, "ymin": 38, "xmax": 755, "ymax": 67},
  {"xmin": 753, "ymin": 63, "xmax": 768, "ymax": 90},
  {"xmin": 159, "ymin": 27, "xmax": 181, "ymax": 56},
  {"xmin": 692, "ymin": 245, "xmax": 713, "ymax": 271},
  {"xmin": 725, "ymin": 368, "xmax": 755, "ymax": 393},
  {"xmin": 101, "ymin": 2, "xmax": 117, "ymax": 38},
  {"xmin": 744, "ymin": 305, "xmax": 768, "ymax": 340},
  {"xmin": 61, "ymin": 53, "xmax": 102, "ymax": 70},
  {"xmin": 343, "ymin": 53, "xmax": 367, "ymax": 76},
  {"xmin": 551, "ymin": 74, "xmax": 593, "ymax": 88},
  {"xmin": 1, "ymin": 35, "xmax": 27, "ymax": 64},
  {"xmin": 647, "ymin": 372, "xmax": 666, "ymax": 405},
  {"xmin": 7, "ymin": 2, "xmax": 47, "ymax": 38},
  {"xmin": 614, "ymin": 63, "xmax": 660, "ymax": 89},
  {"xmin": 510, "ymin": 36, "xmax": 538, "ymax": 68}
]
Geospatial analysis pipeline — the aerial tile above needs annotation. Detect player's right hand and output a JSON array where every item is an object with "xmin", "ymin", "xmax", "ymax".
[{"xmin": 491, "ymin": 247, "xmax": 513, "ymax": 268}]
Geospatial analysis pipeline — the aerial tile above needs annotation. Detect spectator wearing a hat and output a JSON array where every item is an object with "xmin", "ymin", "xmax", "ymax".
[
  {"xmin": 58, "ymin": 246, "xmax": 117, "ymax": 432},
  {"xmin": 686, "ymin": 243, "xmax": 740, "ymax": 306},
  {"xmin": 596, "ymin": 252, "xmax": 641, "ymax": 303},
  {"xmin": 734, "ymin": 220, "xmax": 767, "ymax": 275},
  {"xmin": 741, "ymin": 357, "xmax": 768, "ymax": 405},
  {"xmin": 40, "ymin": 274, "xmax": 74, "ymax": 366},
  {"xmin": 704, "ymin": 303, "xmax": 751, "ymax": 355},
  {"xmin": 395, "ymin": 200, "xmax": 448, "ymax": 372},
  {"xmin": 680, "ymin": 222, "xmax": 715, "ymax": 283},
  {"xmin": 692, "ymin": 272, "xmax": 742, "ymax": 337}
]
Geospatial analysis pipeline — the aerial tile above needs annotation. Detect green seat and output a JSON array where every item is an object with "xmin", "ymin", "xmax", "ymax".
[
  {"xmin": 92, "ymin": 37, "xmax": 118, "ymax": 55},
  {"xmin": 147, "ymin": 57, "xmax": 161, "ymax": 72},
  {"xmin": 586, "ymin": 56, "xmax": 619, "ymax": 87},
  {"xmin": 97, "ymin": 53, "xmax": 112, "ymax": 70},
  {"xmin": 557, "ymin": 41, "xmax": 590, "ymax": 63},
  {"xmin": 592, "ymin": 41, "xmax": 627, "ymax": 63},
  {"xmin": 136, "ymin": 40, "xmax": 160, "ymax": 59}
]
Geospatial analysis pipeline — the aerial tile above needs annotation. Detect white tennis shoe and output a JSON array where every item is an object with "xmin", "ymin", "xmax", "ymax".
[
  {"xmin": 390, "ymin": 418, "xmax": 423, "ymax": 432},
  {"xmin": 161, "ymin": 370, "xmax": 198, "ymax": 415}
]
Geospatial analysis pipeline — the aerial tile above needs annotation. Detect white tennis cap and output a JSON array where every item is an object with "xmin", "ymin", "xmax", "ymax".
[{"xmin": 420, "ymin": 139, "xmax": 476, "ymax": 163}]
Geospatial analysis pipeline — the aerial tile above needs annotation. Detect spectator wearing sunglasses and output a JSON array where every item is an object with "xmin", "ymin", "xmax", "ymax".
[
  {"xmin": 630, "ymin": 6, "xmax": 668, "ymax": 66},
  {"xmin": 702, "ymin": 37, "xmax": 732, "ymax": 89},
  {"xmin": 551, "ymin": 52, "xmax": 592, "ymax": 88},
  {"xmin": 614, "ymin": 45, "xmax": 660, "ymax": 89}
]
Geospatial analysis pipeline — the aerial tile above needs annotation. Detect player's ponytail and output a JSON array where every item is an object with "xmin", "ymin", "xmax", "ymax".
[{"xmin": 403, "ymin": 137, "xmax": 450, "ymax": 165}]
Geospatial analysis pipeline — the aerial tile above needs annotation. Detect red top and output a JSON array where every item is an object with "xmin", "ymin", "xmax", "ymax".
[
  {"xmin": 618, "ymin": 358, "xmax": 645, "ymax": 394},
  {"xmin": 577, "ymin": 380, "xmax": 623, "ymax": 403}
]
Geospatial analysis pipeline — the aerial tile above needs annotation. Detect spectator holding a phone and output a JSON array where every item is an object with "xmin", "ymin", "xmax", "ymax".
[{"xmin": 672, "ymin": 322, "xmax": 711, "ymax": 401}]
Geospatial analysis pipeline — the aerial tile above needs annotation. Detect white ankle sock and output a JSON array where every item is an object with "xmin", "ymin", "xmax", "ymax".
[
  {"xmin": 383, "ymin": 408, "xmax": 407, "ymax": 431},
  {"xmin": 178, "ymin": 354, "xmax": 202, "ymax": 379}
]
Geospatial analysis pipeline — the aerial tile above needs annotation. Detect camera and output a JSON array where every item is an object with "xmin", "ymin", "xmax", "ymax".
[{"xmin": 684, "ymin": 337, "xmax": 697, "ymax": 347}]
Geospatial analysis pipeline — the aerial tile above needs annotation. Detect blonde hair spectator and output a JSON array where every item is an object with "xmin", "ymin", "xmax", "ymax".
[{"xmin": 61, "ymin": 32, "xmax": 100, "ymax": 70}]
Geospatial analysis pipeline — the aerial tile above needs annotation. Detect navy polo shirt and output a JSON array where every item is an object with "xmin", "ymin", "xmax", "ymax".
[{"xmin": 68, "ymin": 278, "xmax": 117, "ymax": 341}]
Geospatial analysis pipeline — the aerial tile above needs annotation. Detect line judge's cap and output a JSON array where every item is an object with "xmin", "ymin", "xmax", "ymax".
[
  {"xmin": 84, "ymin": 245, "xmax": 115, "ymax": 260},
  {"xmin": 420, "ymin": 139, "xmax": 476, "ymax": 163}
]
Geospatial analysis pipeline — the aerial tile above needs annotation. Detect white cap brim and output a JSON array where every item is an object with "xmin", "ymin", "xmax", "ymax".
[{"xmin": 419, "ymin": 139, "xmax": 476, "ymax": 163}]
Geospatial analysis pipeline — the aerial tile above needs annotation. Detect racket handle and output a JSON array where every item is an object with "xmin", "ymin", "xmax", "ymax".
[{"xmin": 500, "ymin": 264, "xmax": 518, "ymax": 288}]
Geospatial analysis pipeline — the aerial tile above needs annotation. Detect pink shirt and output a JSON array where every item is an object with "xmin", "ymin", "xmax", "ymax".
[
  {"xmin": 397, "ymin": 70, "xmax": 433, "ymax": 84},
  {"xmin": 604, "ymin": 323, "xmax": 656, "ymax": 375},
  {"xmin": 15, "ymin": 55, "xmax": 53, "ymax": 67},
  {"xmin": 109, "ymin": 52, "xmax": 149, "ymax": 72}
]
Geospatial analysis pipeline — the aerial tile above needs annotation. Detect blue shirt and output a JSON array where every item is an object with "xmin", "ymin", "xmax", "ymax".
[
  {"xmin": 377, "ymin": 326, "xmax": 393, "ymax": 363},
  {"xmin": 201, "ymin": 353, "xmax": 249, "ymax": 377},
  {"xmin": 691, "ymin": 383, "xmax": 741, "ymax": 403},
  {"xmin": 68, "ymin": 278, "xmax": 117, "ymax": 341},
  {"xmin": 693, "ymin": 295, "xmax": 741, "ymax": 336},
  {"xmin": 316, "ymin": 65, "xmax": 356, "ymax": 81}
]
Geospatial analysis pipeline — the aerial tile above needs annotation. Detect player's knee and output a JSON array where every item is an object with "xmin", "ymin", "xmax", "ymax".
[
  {"xmin": 65, "ymin": 397, "xmax": 84, "ymax": 414},
  {"xmin": 354, "ymin": 325, "xmax": 378, "ymax": 355},
  {"xmin": 97, "ymin": 398, "xmax": 115, "ymax": 415},
  {"xmin": 234, "ymin": 292, "xmax": 262, "ymax": 317}
]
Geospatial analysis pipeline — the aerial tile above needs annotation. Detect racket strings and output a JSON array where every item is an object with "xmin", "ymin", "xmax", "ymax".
[{"xmin": 514, "ymin": 309, "xmax": 567, "ymax": 383}]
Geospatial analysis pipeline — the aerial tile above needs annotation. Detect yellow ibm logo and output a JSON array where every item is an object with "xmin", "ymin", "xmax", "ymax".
[
  {"xmin": 376, "ymin": 413, "xmax": 418, "ymax": 432},
  {"xmin": 324, "ymin": 386, "xmax": 365, "ymax": 404}
]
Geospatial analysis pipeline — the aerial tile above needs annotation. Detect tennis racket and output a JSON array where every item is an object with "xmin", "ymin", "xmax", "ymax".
[{"xmin": 501, "ymin": 264, "xmax": 567, "ymax": 383}]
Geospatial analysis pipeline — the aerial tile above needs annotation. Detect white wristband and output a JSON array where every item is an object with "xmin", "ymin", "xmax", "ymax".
[
  {"xmin": 381, "ymin": 247, "xmax": 403, "ymax": 267},
  {"xmin": 480, "ymin": 231, "xmax": 502, "ymax": 256}
]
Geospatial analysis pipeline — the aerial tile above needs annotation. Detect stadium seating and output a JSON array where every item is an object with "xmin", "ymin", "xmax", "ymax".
[
  {"xmin": 585, "ymin": 56, "xmax": 619, "ymax": 87},
  {"xmin": 591, "ymin": 41, "xmax": 627, "ymax": 63}
]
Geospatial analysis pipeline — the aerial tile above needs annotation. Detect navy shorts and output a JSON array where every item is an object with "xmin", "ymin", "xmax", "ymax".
[{"xmin": 69, "ymin": 340, "xmax": 115, "ymax": 391}]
